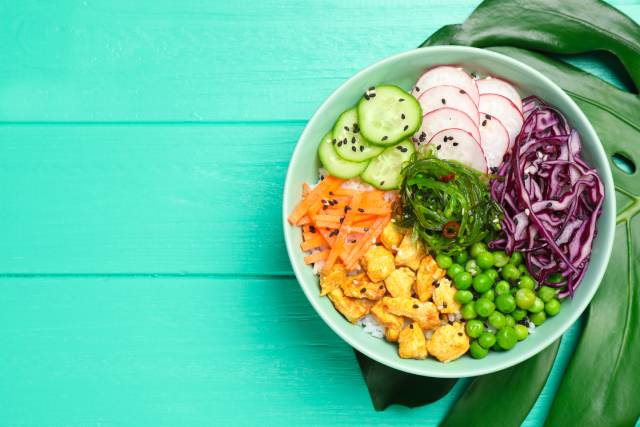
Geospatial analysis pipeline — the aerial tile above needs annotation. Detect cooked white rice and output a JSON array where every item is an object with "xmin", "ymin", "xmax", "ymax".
[{"xmin": 357, "ymin": 314, "xmax": 385, "ymax": 339}]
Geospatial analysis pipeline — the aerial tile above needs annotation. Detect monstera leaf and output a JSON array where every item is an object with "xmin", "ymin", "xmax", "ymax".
[{"xmin": 356, "ymin": 2, "xmax": 640, "ymax": 425}]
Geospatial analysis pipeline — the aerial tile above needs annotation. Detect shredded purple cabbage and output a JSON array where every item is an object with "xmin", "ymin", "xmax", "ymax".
[{"xmin": 490, "ymin": 97, "xmax": 604, "ymax": 297}]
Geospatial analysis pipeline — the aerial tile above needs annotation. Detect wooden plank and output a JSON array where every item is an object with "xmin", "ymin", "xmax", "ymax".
[
  {"xmin": 0, "ymin": 276, "xmax": 472, "ymax": 426},
  {"xmin": 0, "ymin": 0, "xmax": 484, "ymax": 122},
  {"xmin": 0, "ymin": 123, "xmax": 302, "ymax": 274}
]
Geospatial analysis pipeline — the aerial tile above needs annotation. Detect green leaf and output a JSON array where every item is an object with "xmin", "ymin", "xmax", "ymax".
[
  {"xmin": 420, "ymin": 0, "xmax": 640, "ymax": 92},
  {"xmin": 354, "ymin": 350, "xmax": 457, "ymax": 411},
  {"xmin": 440, "ymin": 340, "xmax": 561, "ymax": 427}
]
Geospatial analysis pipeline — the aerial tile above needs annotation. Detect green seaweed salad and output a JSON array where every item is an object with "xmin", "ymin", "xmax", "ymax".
[{"xmin": 395, "ymin": 155, "xmax": 502, "ymax": 255}]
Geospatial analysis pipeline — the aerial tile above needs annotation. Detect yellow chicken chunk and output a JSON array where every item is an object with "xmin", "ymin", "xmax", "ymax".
[
  {"xmin": 382, "ymin": 297, "xmax": 440, "ymax": 331},
  {"xmin": 341, "ymin": 274, "xmax": 386, "ymax": 300},
  {"xmin": 398, "ymin": 322, "xmax": 428, "ymax": 359},
  {"xmin": 415, "ymin": 255, "xmax": 446, "ymax": 301},
  {"xmin": 432, "ymin": 277, "xmax": 461, "ymax": 314},
  {"xmin": 370, "ymin": 300, "xmax": 404, "ymax": 342},
  {"xmin": 380, "ymin": 222, "xmax": 405, "ymax": 252},
  {"xmin": 395, "ymin": 233, "xmax": 426, "ymax": 271},
  {"xmin": 427, "ymin": 322, "xmax": 470, "ymax": 363},
  {"xmin": 362, "ymin": 245, "xmax": 395, "ymax": 282},
  {"xmin": 328, "ymin": 288, "xmax": 373, "ymax": 323},
  {"xmin": 384, "ymin": 267, "xmax": 415, "ymax": 298},
  {"xmin": 320, "ymin": 263, "xmax": 347, "ymax": 296}
]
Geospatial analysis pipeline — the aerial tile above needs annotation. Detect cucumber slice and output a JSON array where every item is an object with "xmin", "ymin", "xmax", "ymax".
[
  {"xmin": 361, "ymin": 140, "xmax": 415, "ymax": 190},
  {"xmin": 318, "ymin": 132, "xmax": 369, "ymax": 179},
  {"xmin": 357, "ymin": 85, "xmax": 422, "ymax": 146},
  {"xmin": 333, "ymin": 108, "xmax": 384, "ymax": 162}
]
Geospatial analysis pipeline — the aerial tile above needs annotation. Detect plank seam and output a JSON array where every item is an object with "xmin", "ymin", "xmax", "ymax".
[{"xmin": 0, "ymin": 272, "xmax": 296, "ymax": 279}]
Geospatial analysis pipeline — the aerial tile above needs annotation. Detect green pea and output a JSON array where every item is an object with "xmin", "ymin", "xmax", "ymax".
[
  {"xmin": 448, "ymin": 263, "xmax": 464, "ymax": 278},
  {"xmin": 493, "ymin": 250, "xmax": 509, "ymax": 267},
  {"xmin": 454, "ymin": 272, "xmax": 473, "ymax": 290},
  {"xmin": 495, "ymin": 280, "xmax": 511, "ymax": 296},
  {"xmin": 516, "ymin": 288, "xmax": 536, "ymax": 309},
  {"xmin": 495, "ymin": 294, "xmax": 516, "ymax": 313},
  {"xmin": 484, "ymin": 268, "xmax": 499, "ymax": 282},
  {"xmin": 518, "ymin": 275, "xmax": 536, "ymax": 290},
  {"xmin": 475, "ymin": 298, "xmax": 495, "ymax": 317},
  {"xmin": 470, "ymin": 242, "xmax": 488, "ymax": 258},
  {"xmin": 518, "ymin": 264, "xmax": 528, "ymax": 274},
  {"xmin": 436, "ymin": 254, "xmax": 453, "ymax": 270},
  {"xmin": 530, "ymin": 311, "xmax": 547, "ymax": 326},
  {"xmin": 497, "ymin": 326, "xmax": 518, "ymax": 350},
  {"xmin": 505, "ymin": 315, "xmax": 516, "ymax": 327},
  {"xmin": 478, "ymin": 331, "xmax": 496, "ymax": 349},
  {"xmin": 545, "ymin": 298, "xmax": 561, "ymax": 316},
  {"xmin": 512, "ymin": 309, "xmax": 527, "ymax": 321},
  {"xmin": 465, "ymin": 259, "xmax": 479, "ymax": 276},
  {"xmin": 476, "ymin": 251, "xmax": 495, "ymax": 269},
  {"xmin": 538, "ymin": 285, "xmax": 556, "ymax": 303},
  {"xmin": 461, "ymin": 302, "xmax": 477, "ymax": 320},
  {"xmin": 465, "ymin": 319, "xmax": 484, "ymax": 338},
  {"xmin": 529, "ymin": 297, "xmax": 545, "ymax": 314},
  {"xmin": 510, "ymin": 251, "xmax": 524, "ymax": 266},
  {"xmin": 454, "ymin": 290, "xmax": 473, "ymax": 304},
  {"xmin": 515, "ymin": 324, "xmax": 529, "ymax": 341},
  {"xmin": 482, "ymin": 289, "xmax": 495, "ymax": 302},
  {"xmin": 472, "ymin": 273, "xmax": 492, "ymax": 293},
  {"xmin": 501, "ymin": 264, "xmax": 521, "ymax": 282},
  {"xmin": 548, "ymin": 272, "xmax": 564, "ymax": 283},
  {"xmin": 470, "ymin": 340, "xmax": 489, "ymax": 359},
  {"xmin": 454, "ymin": 251, "xmax": 469, "ymax": 264},
  {"xmin": 488, "ymin": 311, "xmax": 506, "ymax": 330}
]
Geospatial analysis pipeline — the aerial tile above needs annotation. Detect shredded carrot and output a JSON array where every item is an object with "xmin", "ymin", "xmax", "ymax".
[
  {"xmin": 297, "ymin": 215, "xmax": 311, "ymax": 226},
  {"xmin": 304, "ymin": 249, "xmax": 330, "ymax": 264},
  {"xmin": 288, "ymin": 176, "xmax": 344, "ymax": 225},
  {"xmin": 359, "ymin": 206, "xmax": 392, "ymax": 216},
  {"xmin": 301, "ymin": 234, "xmax": 327, "ymax": 251},
  {"xmin": 302, "ymin": 183, "xmax": 311, "ymax": 197},
  {"xmin": 323, "ymin": 192, "xmax": 362, "ymax": 273},
  {"xmin": 344, "ymin": 217, "xmax": 390, "ymax": 269}
]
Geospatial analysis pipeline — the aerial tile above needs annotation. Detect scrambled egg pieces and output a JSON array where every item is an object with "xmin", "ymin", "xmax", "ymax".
[{"xmin": 320, "ymin": 222, "xmax": 470, "ymax": 363}]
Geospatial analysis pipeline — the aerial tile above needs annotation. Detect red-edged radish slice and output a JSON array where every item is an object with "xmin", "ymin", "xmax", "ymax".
[
  {"xmin": 478, "ymin": 94, "xmax": 524, "ymax": 150},
  {"xmin": 413, "ymin": 107, "xmax": 480, "ymax": 146},
  {"xmin": 427, "ymin": 128, "xmax": 487, "ymax": 173},
  {"xmin": 418, "ymin": 85, "xmax": 480, "ymax": 126},
  {"xmin": 476, "ymin": 77, "xmax": 523, "ymax": 112},
  {"xmin": 412, "ymin": 66, "xmax": 480, "ymax": 105},
  {"xmin": 479, "ymin": 114, "xmax": 509, "ymax": 172}
]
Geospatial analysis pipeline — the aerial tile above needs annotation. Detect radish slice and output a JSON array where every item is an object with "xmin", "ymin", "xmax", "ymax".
[
  {"xmin": 478, "ymin": 94, "xmax": 524, "ymax": 150},
  {"xmin": 427, "ymin": 128, "xmax": 487, "ymax": 173},
  {"xmin": 418, "ymin": 85, "xmax": 480, "ymax": 126},
  {"xmin": 476, "ymin": 77, "xmax": 523, "ymax": 112},
  {"xmin": 412, "ymin": 66, "xmax": 480, "ymax": 105},
  {"xmin": 413, "ymin": 108, "xmax": 480, "ymax": 147},
  {"xmin": 479, "ymin": 114, "xmax": 509, "ymax": 172}
]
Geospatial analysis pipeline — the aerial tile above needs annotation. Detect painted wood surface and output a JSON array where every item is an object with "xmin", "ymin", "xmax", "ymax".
[{"xmin": 0, "ymin": 0, "xmax": 638, "ymax": 425}]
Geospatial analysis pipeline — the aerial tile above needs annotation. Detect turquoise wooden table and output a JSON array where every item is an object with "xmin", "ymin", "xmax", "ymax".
[{"xmin": 1, "ymin": 1, "xmax": 639, "ymax": 425}]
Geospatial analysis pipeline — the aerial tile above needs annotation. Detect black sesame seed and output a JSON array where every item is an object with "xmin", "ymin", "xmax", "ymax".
[
  {"xmin": 359, "ymin": 145, "xmax": 364, "ymax": 152},
  {"xmin": 482, "ymin": 120, "xmax": 487, "ymax": 127},
  {"xmin": 363, "ymin": 227, "xmax": 369, "ymax": 232},
  {"xmin": 415, "ymin": 86, "xmax": 420, "ymax": 92},
  {"xmin": 443, "ymin": 135, "xmax": 447, "ymax": 142},
  {"xmin": 332, "ymin": 138, "xmax": 336, "ymax": 145},
  {"xmin": 379, "ymin": 181, "xmax": 385, "ymax": 186},
  {"xmin": 379, "ymin": 285, "xmax": 384, "ymax": 289},
  {"xmin": 459, "ymin": 89, "xmax": 466, "ymax": 94},
  {"xmin": 441, "ymin": 98, "xmax": 446, "ymax": 104},
  {"xmin": 364, "ymin": 93, "xmax": 370, "ymax": 100},
  {"xmin": 433, "ymin": 281, "xmax": 440, "ymax": 288},
  {"xmin": 490, "ymin": 166, "xmax": 498, "ymax": 174},
  {"xmin": 358, "ymin": 208, "xmax": 365, "ymax": 213},
  {"xmin": 457, "ymin": 332, "xmax": 463, "ymax": 336},
  {"xmin": 351, "ymin": 146, "xmax": 356, "ymax": 152},
  {"xmin": 437, "ymin": 144, "xmax": 442, "ymax": 150},
  {"xmin": 337, "ymin": 141, "xmax": 343, "ymax": 147},
  {"xmin": 381, "ymin": 136, "xmax": 388, "ymax": 141},
  {"xmin": 485, "ymin": 114, "xmax": 492, "ymax": 120},
  {"xmin": 399, "ymin": 98, "xmax": 405, "ymax": 102},
  {"xmin": 344, "ymin": 126, "xmax": 349, "ymax": 131},
  {"xmin": 351, "ymin": 136, "xmax": 356, "ymax": 144},
  {"xmin": 369, "ymin": 93, "xmax": 376, "ymax": 98},
  {"xmin": 547, "ymin": 202, "xmax": 553, "ymax": 208},
  {"xmin": 443, "ymin": 302, "xmax": 448, "ymax": 308},
  {"xmin": 401, "ymin": 113, "xmax": 405, "ymax": 120},
  {"xmin": 396, "ymin": 146, "xmax": 403, "ymax": 151},
  {"xmin": 403, "ymin": 125, "xmax": 409, "ymax": 131},
  {"xmin": 309, "ymin": 226, "xmax": 316, "ymax": 233},
  {"xmin": 322, "ymin": 205, "xmax": 328, "ymax": 210},
  {"xmin": 453, "ymin": 142, "xmax": 459, "ymax": 147},
  {"xmin": 339, "ymin": 217, "xmax": 344, "ymax": 224},
  {"xmin": 409, "ymin": 324, "xmax": 414, "ymax": 329},
  {"xmin": 413, "ymin": 304, "xmax": 419, "ymax": 309},
  {"xmin": 360, "ymin": 288, "xmax": 367, "ymax": 294}
]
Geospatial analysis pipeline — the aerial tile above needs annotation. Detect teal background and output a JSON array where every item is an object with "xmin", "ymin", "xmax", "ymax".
[{"xmin": 0, "ymin": 1, "xmax": 637, "ymax": 425}]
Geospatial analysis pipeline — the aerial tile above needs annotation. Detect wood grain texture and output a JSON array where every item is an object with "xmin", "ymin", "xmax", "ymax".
[{"xmin": 1, "ymin": 0, "xmax": 639, "ymax": 425}]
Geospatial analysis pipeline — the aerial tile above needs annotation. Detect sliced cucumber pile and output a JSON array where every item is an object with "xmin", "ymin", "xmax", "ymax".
[
  {"xmin": 361, "ymin": 140, "xmax": 415, "ymax": 190},
  {"xmin": 332, "ymin": 108, "xmax": 383, "ymax": 162},
  {"xmin": 357, "ymin": 85, "xmax": 422, "ymax": 146},
  {"xmin": 318, "ymin": 132, "xmax": 369, "ymax": 179}
]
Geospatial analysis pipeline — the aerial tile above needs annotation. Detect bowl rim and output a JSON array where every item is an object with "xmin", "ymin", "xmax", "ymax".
[{"xmin": 282, "ymin": 45, "xmax": 615, "ymax": 377}]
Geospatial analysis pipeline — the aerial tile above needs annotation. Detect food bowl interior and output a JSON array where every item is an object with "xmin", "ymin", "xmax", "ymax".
[{"xmin": 283, "ymin": 46, "xmax": 615, "ymax": 377}]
